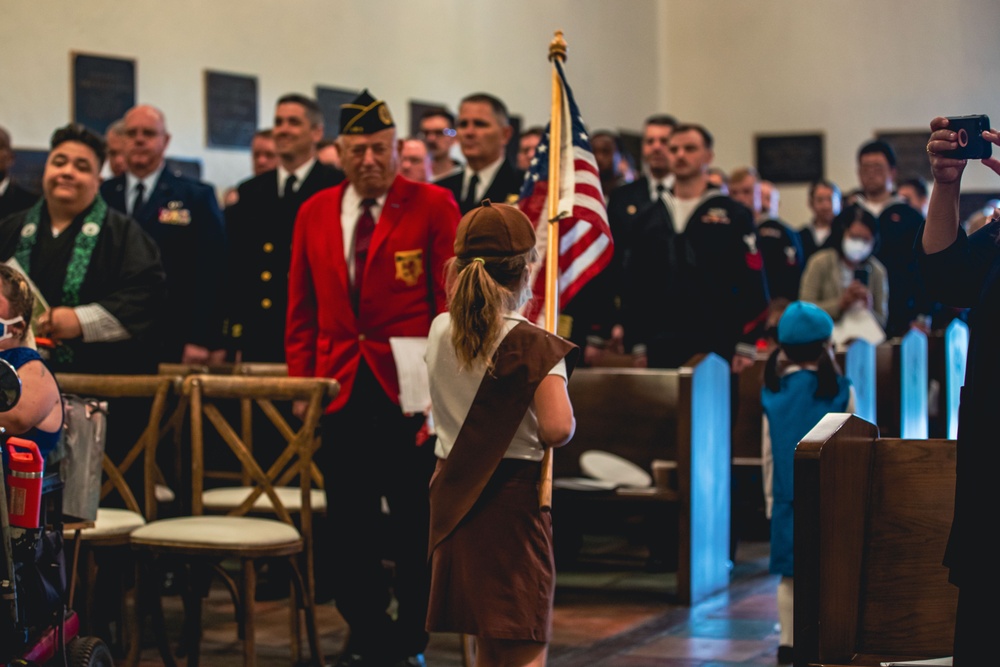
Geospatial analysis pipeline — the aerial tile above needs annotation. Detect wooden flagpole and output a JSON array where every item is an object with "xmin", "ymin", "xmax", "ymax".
[{"xmin": 539, "ymin": 30, "xmax": 567, "ymax": 512}]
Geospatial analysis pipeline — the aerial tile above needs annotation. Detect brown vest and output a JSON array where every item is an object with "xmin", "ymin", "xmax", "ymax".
[{"xmin": 427, "ymin": 321, "xmax": 577, "ymax": 558}]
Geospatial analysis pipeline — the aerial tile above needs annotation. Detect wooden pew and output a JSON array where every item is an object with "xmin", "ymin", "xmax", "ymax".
[
  {"xmin": 927, "ymin": 320, "xmax": 970, "ymax": 439},
  {"xmin": 552, "ymin": 353, "xmax": 731, "ymax": 606},
  {"xmin": 793, "ymin": 413, "xmax": 957, "ymax": 667},
  {"xmin": 873, "ymin": 331, "xmax": 929, "ymax": 438},
  {"xmin": 940, "ymin": 319, "xmax": 968, "ymax": 440},
  {"xmin": 731, "ymin": 358, "xmax": 770, "ymax": 546},
  {"xmin": 840, "ymin": 339, "xmax": 876, "ymax": 424}
]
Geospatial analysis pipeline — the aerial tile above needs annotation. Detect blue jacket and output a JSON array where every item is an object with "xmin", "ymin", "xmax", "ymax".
[
  {"xmin": 761, "ymin": 370, "xmax": 852, "ymax": 576},
  {"xmin": 101, "ymin": 168, "xmax": 226, "ymax": 359}
]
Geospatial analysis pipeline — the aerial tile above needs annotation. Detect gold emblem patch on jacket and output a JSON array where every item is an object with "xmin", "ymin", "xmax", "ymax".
[{"xmin": 395, "ymin": 249, "xmax": 424, "ymax": 286}]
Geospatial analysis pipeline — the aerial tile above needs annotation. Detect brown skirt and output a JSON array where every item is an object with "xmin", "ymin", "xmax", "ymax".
[{"xmin": 426, "ymin": 458, "xmax": 554, "ymax": 642}]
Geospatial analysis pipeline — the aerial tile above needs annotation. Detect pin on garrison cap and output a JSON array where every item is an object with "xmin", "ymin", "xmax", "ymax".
[
  {"xmin": 777, "ymin": 300, "xmax": 834, "ymax": 346},
  {"xmin": 454, "ymin": 199, "xmax": 536, "ymax": 260},
  {"xmin": 340, "ymin": 89, "xmax": 395, "ymax": 135}
]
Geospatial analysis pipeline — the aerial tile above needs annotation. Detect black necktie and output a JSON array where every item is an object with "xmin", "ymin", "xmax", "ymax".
[
  {"xmin": 283, "ymin": 174, "xmax": 298, "ymax": 199},
  {"xmin": 656, "ymin": 182, "xmax": 666, "ymax": 200},
  {"xmin": 353, "ymin": 199, "xmax": 376, "ymax": 311},
  {"xmin": 462, "ymin": 172, "xmax": 480, "ymax": 212},
  {"xmin": 131, "ymin": 182, "xmax": 145, "ymax": 217}
]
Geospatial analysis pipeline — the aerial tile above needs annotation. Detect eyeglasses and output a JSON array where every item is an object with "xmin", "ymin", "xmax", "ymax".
[
  {"xmin": 125, "ymin": 128, "xmax": 162, "ymax": 139},
  {"xmin": 420, "ymin": 128, "xmax": 456, "ymax": 139},
  {"xmin": 0, "ymin": 315, "xmax": 24, "ymax": 342}
]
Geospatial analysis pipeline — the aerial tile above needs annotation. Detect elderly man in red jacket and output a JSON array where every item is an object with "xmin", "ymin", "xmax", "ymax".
[{"xmin": 286, "ymin": 89, "xmax": 459, "ymax": 667}]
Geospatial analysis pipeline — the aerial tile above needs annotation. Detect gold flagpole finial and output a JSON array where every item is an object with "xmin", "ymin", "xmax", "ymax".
[{"xmin": 549, "ymin": 30, "xmax": 567, "ymax": 62}]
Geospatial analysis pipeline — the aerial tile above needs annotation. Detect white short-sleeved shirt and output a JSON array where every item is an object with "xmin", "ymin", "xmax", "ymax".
[{"xmin": 426, "ymin": 311, "xmax": 568, "ymax": 462}]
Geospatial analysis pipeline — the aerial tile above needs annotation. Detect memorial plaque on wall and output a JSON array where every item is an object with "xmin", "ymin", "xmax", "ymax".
[
  {"xmin": 166, "ymin": 157, "xmax": 203, "ymax": 181},
  {"xmin": 316, "ymin": 86, "xmax": 358, "ymax": 139},
  {"xmin": 205, "ymin": 71, "xmax": 257, "ymax": 149},
  {"xmin": 10, "ymin": 149, "xmax": 48, "ymax": 196},
  {"xmin": 756, "ymin": 133, "xmax": 824, "ymax": 183},
  {"xmin": 876, "ymin": 129, "xmax": 932, "ymax": 182},
  {"xmin": 72, "ymin": 53, "xmax": 135, "ymax": 134}
]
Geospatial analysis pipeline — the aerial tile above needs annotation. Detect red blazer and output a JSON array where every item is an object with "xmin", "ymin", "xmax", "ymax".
[{"xmin": 286, "ymin": 175, "xmax": 460, "ymax": 412}]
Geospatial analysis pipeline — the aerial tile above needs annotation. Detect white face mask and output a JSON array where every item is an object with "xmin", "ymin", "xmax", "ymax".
[
  {"xmin": 842, "ymin": 237, "xmax": 874, "ymax": 263},
  {"xmin": 0, "ymin": 315, "xmax": 24, "ymax": 343}
]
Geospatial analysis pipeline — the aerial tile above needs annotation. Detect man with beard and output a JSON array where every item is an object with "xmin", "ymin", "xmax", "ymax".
[
  {"xmin": 622, "ymin": 123, "xmax": 769, "ymax": 371},
  {"xmin": 419, "ymin": 107, "xmax": 462, "ymax": 181}
]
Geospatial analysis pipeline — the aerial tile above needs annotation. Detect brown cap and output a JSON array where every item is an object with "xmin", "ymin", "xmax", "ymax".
[{"xmin": 454, "ymin": 199, "xmax": 536, "ymax": 259}]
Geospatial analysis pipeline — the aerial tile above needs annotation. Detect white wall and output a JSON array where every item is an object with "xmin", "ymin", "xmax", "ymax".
[
  {"xmin": 662, "ymin": 0, "xmax": 1000, "ymax": 224},
  {"xmin": 0, "ymin": 0, "xmax": 659, "ymax": 198},
  {"xmin": 3, "ymin": 0, "xmax": 1000, "ymax": 226}
]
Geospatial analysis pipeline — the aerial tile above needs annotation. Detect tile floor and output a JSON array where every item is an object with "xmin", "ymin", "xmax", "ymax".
[{"xmin": 115, "ymin": 537, "xmax": 781, "ymax": 667}]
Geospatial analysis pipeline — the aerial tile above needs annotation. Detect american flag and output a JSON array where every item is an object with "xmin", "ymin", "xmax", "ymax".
[{"xmin": 519, "ymin": 59, "xmax": 613, "ymax": 326}]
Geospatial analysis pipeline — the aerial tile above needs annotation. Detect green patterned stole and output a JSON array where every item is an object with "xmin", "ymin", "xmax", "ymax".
[{"xmin": 15, "ymin": 195, "xmax": 108, "ymax": 364}]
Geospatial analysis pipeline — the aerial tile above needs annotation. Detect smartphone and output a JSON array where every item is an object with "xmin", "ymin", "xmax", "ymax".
[
  {"xmin": 942, "ymin": 114, "xmax": 992, "ymax": 159},
  {"xmin": 854, "ymin": 266, "xmax": 870, "ymax": 286}
]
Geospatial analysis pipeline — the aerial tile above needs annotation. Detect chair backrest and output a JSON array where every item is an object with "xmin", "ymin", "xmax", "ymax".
[
  {"xmin": 232, "ymin": 363, "xmax": 291, "ymax": 485},
  {"xmin": 234, "ymin": 362, "xmax": 289, "ymax": 377},
  {"xmin": 56, "ymin": 373, "xmax": 181, "ymax": 521},
  {"xmin": 181, "ymin": 374, "xmax": 339, "ymax": 522}
]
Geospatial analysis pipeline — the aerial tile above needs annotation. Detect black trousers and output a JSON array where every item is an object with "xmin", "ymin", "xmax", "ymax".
[
  {"xmin": 316, "ymin": 361, "xmax": 434, "ymax": 660},
  {"xmin": 953, "ymin": 582, "xmax": 995, "ymax": 666}
]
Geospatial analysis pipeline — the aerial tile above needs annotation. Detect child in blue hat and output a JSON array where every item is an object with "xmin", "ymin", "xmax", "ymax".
[{"xmin": 760, "ymin": 300, "xmax": 855, "ymax": 664}]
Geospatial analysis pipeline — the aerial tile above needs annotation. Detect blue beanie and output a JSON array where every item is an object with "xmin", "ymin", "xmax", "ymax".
[{"xmin": 777, "ymin": 301, "xmax": 834, "ymax": 345}]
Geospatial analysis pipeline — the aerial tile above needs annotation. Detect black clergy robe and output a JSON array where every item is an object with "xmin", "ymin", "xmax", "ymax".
[{"xmin": 0, "ymin": 201, "xmax": 167, "ymax": 374}]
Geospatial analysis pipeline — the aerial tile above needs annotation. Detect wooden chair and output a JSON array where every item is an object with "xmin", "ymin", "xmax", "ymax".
[
  {"xmin": 57, "ymin": 373, "xmax": 182, "ymax": 664},
  {"xmin": 156, "ymin": 362, "xmax": 238, "ymax": 501},
  {"xmin": 199, "ymin": 364, "xmax": 326, "ymax": 542},
  {"xmin": 128, "ymin": 374, "xmax": 339, "ymax": 667},
  {"xmin": 794, "ymin": 413, "xmax": 957, "ymax": 667}
]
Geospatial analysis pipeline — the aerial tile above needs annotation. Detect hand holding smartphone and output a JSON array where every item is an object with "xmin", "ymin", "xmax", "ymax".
[
  {"xmin": 854, "ymin": 266, "xmax": 871, "ymax": 286},
  {"xmin": 942, "ymin": 115, "xmax": 992, "ymax": 159}
]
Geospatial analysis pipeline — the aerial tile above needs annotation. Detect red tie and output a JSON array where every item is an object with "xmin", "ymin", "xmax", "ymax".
[{"xmin": 353, "ymin": 198, "xmax": 376, "ymax": 310}]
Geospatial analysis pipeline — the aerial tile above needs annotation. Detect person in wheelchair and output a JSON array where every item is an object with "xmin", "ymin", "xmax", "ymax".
[{"xmin": 0, "ymin": 262, "xmax": 62, "ymax": 462}]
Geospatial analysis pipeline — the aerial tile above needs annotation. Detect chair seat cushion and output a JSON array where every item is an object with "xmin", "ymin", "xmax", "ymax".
[
  {"xmin": 130, "ymin": 515, "xmax": 301, "ymax": 547},
  {"xmin": 202, "ymin": 486, "xmax": 327, "ymax": 512},
  {"xmin": 155, "ymin": 483, "xmax": 176, "ymax": 503},
  {"xmin": 64, "ymin": 507, "xmax": 146, "ymax": 540}
]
